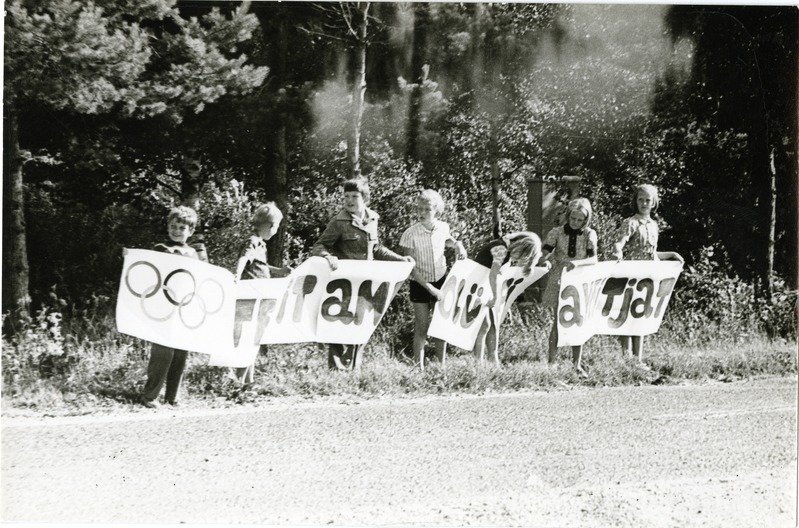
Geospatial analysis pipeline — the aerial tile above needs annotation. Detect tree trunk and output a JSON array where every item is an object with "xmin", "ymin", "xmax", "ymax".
[
  {"xmin": 181, "ymin": 150, "xmax": 208, "ymax": 262},
  {"xmin": 406, "ymin": 2, "xmax": 429, "ymax": 164},
  {"xmin": 489, "ymin": 126, "xmax": 502, "ymax": 238},
  {"xmin": 763, "ymin": 148, "xmax": 777, "ymax": 300},
  {"xmin": 348, "ymin": 2, "xmax": 369, "ymax": 180},
  {"xmin": 268, "ymin": 11, "xmax": 289, "ymax": 267},
  {"xmin": 4, "ymin": 104, "xmax": 31, "ymax": 329},
  {"xmin": 180, "ymin": 150, "xmax": 203, "ymax": 210}
]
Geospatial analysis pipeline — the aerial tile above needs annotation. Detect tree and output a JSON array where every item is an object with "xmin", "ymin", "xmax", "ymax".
[
  {"xmin": 3, "ymin": 0, "xmax": 268, "ymax": 326},
  {"xmin": 308, "ymin": 2, "xmax": 373, "ymax": 179},
  {"xmin": 664, "ymin": 6, "xmax": 798, "ymax": 295}
]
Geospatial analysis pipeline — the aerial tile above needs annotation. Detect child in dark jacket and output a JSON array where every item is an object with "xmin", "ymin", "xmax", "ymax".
[{"xmin": 312, "ymin": 178, "xmax": 414, "ymax": 370}]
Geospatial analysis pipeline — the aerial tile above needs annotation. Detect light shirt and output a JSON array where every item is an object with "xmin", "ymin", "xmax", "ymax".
[{"xmin": 400, "ymin": 220, "xmax": 452, "ymax": 282}]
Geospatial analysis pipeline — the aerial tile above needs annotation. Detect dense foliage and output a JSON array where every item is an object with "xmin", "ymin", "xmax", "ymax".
[{"xmin": 2, "ymin": 3, "xmax": 797, "ymax": 406}]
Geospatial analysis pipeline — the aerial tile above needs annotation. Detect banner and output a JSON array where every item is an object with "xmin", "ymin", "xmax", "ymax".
[
  {"xmin": 556, "ymin": 260, "xmax": 682, "ymax": 346},
  {"xmin": 428, "ymin": 259, "xmax": 549, "ymax": 351},
  {"xmin": 117, "ymin": 252, "xmax": 413, "ymax": 366},
  {"xmin": 226, "ymin": 257, "xmax": 411, "ymax": 351},
  {"xmin": 116, "ymin": 249, "xmax": 236, "ymax": 355}
]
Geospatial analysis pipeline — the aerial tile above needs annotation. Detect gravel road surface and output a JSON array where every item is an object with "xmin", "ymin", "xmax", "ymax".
[{"xmin": 2, "ymin": 376, "xmax": 796, "ymax": 526}]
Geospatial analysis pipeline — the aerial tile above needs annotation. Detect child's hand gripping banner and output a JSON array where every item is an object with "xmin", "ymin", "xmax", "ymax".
[
  {"xmin": 428, "ymin": 259, "xmax": 548, "ymax": 350},
  {"xmin": 556, "ymin": 260, "xmax": 682, "ymax": 347},
  {"xmin": 116, "ymin": 249, "xmax": 236, "ymax": 355}
]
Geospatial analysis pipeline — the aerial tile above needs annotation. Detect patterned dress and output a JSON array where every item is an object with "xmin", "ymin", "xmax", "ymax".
[
  {"xmin": 616, "ymin": 216, "xmax": 658, "ymax": 261},
  {"xmin": 542, "ymin": 225, "xmax": 598, "ymax": 307}
]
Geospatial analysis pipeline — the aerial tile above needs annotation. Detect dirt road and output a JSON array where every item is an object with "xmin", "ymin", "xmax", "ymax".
[{"xmin": 2, "ymin": 377, "xmax": 796, "ymax": 526}]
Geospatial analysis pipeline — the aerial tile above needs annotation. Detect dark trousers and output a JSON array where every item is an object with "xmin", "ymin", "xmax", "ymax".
[
  {"xmin": 142, "ymin": 343, "xmax": 188, "ymax": 403},
  {"xmin": 328, "ymin": 344, "xmax": 364, "ymax": 370}
]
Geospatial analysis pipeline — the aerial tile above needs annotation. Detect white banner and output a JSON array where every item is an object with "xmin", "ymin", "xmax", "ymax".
[
  {"xmin": 116, "ymin": 249, "xmax": 236, "ymax": 355},
  {"xmin": 226, "ymin": 257, "xmax": 412, "ymax": 350},
  {"xmin": 556, "ymin": 260, "xmax": 682, "ymax": 346},
  {"xmin": 117, "ymin": 253, "xmax": 413, "ymax": 366},
  {"xmin": 428, "ymin": 259, "xmax": 549, "ymax": 351}
]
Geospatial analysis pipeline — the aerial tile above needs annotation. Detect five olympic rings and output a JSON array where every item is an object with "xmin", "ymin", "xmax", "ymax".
[{"xmin": 125, "ymin": 261, "xmax": 225, "ymax": 329}]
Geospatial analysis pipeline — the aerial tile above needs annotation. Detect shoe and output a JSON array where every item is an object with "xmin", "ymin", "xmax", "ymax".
[
  {"xmin": 166, "ymin": 400, "xmax": 179, "ymax": 407},
  {"xmin": 140, "ymin": 398, "xmax": 160, "ymax": 409}
]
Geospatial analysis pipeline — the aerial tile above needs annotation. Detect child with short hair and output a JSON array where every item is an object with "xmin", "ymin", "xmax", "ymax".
[
  {"xmin": 541, "ymin": 198, "xmax": 598, "ymax": 375},
  {"xmin": 233, "ymin": 202, "xmax": 291, "ymax": 385},
  {"xmin": 140, "ymin": 205, "xmax": 200, "ymax": 408},
  {"xmin": 472, "ymin": 231, "xmax": 544, "ymax": 366},
  {"xmin": 399, "ymin": 189, "xmax": 467, "ymax": 369},
  {"xmin": 612, "ymin": 183, "xmax": 683, "ymax": 362},
  {"xmin": 312, "ymin": 178, "xmax": 415, "ymax": 370}
]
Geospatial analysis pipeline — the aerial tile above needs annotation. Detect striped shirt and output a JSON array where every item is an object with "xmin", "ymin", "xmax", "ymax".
[{"xmin": 400, "ymin": 220, "xmax": 452, "ymax": 282}]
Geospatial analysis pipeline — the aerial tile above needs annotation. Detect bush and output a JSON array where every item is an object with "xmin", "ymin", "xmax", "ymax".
[{"xmin": 664, "ymin": 246, "xmax": 797, "ymax": 343}]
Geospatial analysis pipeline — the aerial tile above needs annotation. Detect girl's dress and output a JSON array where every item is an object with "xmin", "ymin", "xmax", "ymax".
[
  {"xmin": 542, "ymin": 224, "xmax": 598, "ymax": 307},
  {"xmin": 616, "ymin": 215, "xmax": 658, "ymax": 261}
]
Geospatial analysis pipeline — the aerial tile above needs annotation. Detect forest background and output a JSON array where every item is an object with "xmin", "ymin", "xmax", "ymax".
[{"xmin": 3, "ymin": 1, "xmax": 797, "ymax": 410}]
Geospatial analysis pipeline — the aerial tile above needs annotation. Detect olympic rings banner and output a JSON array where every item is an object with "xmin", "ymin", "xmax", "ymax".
[
  {"xmin": 116, "ymin": 249, "xmax": 237, "ymax": 355},
  {"xmin": 117, "ymin": 252, "xmax": 413, "ymax": 366},
  {"xmin": 556, "ymin": 260, "xmax": 682, "ymax": 347},
  {"xmin": 428, "ymin": 260, "xmax": 549, "ymax": 351}
]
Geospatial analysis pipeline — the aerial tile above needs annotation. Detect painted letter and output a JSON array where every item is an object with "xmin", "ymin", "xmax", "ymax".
[
  {"xmin": 558, "ymin": 285, "xmax": 583, "ymax": 328},
  {"xmin": 630, "ymin": 278, "xmax": 655, "ymax": 319},
  {"xmin": 321, "ymin": 279, "xmax": 354, "ymax": 324},
  {"xmin": 355, "ymin": 280, "xmax": 390, "ymax": 325}
]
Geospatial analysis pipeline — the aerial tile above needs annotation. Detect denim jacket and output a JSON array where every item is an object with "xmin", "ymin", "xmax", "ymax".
[{"xmin": 312, "ymin": 208, "xmax": 403, "ymax": 261}]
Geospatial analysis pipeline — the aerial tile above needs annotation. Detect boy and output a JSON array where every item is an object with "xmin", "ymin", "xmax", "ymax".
[
  {"xmin": 233, "ymin": 202, "xmax": 291, "ymax": 384},
  {"xmin": 312, "ymin": 178, "xmax": 414, "ymax": 370},
  {"xmin": 399, "ymin": 189, "xmax": 467, "ymax": 370},
  {"xmin": 140, "ymin": 205, "xmax": 200, "ymax": 408}
]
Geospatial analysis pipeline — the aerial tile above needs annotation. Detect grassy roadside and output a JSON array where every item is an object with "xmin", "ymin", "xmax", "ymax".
[{"xmin": 2, "ymin": 305, "xmax": 796, "ymax": 418}]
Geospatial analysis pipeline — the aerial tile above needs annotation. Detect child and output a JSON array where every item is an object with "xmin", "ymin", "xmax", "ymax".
[
  {"xmin": 312, "ymin": 178, "xmax": 415, "ymax": 370},
  {"xmin": 612, "ymin": 183, "xmax": 683, "ymax": 362},
  {"xmin": 233, "ymin": 202, "xmax": 291, "ymax": 385},
  {"xmin": 541, "ymin": 198, "xmax": 598, "ymax": 375},
  {"xmin": 140, "ymin": 205, "xmax": 200, "ymax": 408},
  {"xmin": 399, "ymin": 189, "xmax": 467, "ymax": 370},
  {"xmin": 472, "ymin": 231, "xmax": 544, "ymax": 366}
]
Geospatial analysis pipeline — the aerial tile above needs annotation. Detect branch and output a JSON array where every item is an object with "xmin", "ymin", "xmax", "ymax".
[
  {"xmin": 296, "ymin": 26, "xmax": 350, "ymax": 44},
  {"xmin": 153, "ymin": 177, "xmax": 181, "ymax": 196}
]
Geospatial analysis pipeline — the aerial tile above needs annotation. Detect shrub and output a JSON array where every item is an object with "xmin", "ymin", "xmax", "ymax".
[{"xmin": 664, "ymin": 246, "xmax": 797, "ymax": 343}]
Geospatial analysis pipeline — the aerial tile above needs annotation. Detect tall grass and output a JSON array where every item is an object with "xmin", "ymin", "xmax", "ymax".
[{"xmin": 2, "ymin": 293, "xmax": 795, "ymax": 416}]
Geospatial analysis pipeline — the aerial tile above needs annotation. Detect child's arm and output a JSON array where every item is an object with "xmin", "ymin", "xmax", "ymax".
[
  {"xmin": 311, "ymin": 220, "xmax": 341, "ymax": 270},
  {"xmin": 656, "ymin": 251, "xmax": 684, "ymax": 263},
  {"xmin": 540, "ymin": 226, "xmax": 559, "ymax": 264},
  {"xmin": 612, "ymin": 219, "xmax": 631, "ymax": 260},
  {"xmin": 268, "ymin": 264, "xmax": 292, "ymax": 278},
  {"xmin": 234, "ymin": 255, "xmax": 249, "ymax": 280},
  {"xmin": 486, "ymin": 259, "xmax": 502, "ymax": 309},
  {"xmin": 445, "ymin": 237, "xmax": 468, "ymax": 260},
  {"xmin": 564, "ymin": 256, "xmax": 598, "ymax": 272},
  {"xmin": 374, "ymin": 242, "xmax": 414, "ymax": 264}
]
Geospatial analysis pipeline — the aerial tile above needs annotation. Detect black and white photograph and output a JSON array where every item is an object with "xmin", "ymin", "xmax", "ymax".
[{"xmin": 2, "ymin": 0, "xmax": 797, "ymax": 526}]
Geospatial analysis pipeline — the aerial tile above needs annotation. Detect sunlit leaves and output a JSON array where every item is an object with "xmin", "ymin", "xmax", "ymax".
[{"xmin": 5, "ymin": 0, "xmax": 268, "ymax": 121}]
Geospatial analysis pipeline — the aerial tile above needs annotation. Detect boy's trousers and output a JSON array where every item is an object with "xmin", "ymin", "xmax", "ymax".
[
  {"xmin": 328, "ymin": 344, "xmax": 363, "ymax": 370},
  {"xmin": 142, "ymin": 343, "xmax": 188, "ymax": 403}
]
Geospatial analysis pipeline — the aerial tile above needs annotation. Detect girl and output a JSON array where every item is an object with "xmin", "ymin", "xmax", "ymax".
[
  {"xmin": 399, "ymin": 190, "xmax": 467, "ymax": 370},
  {"xmin": 612, "ymin": 183, "xmax": 683, "ymax": 361},
  {"xmin": 472, "ymin": 231, "xmax": 545, "ymax": 366},
  {"xmin": 541, "ymin": 198, "xmax": 598, "ymax": 375}
]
